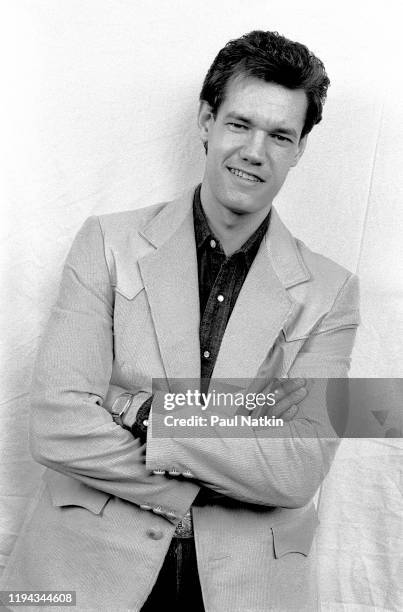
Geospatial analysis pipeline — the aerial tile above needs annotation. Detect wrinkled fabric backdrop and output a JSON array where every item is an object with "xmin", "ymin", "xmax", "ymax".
[{"xmin": 0, "ymin": 1, "xmax": 402, "ymax": 610}]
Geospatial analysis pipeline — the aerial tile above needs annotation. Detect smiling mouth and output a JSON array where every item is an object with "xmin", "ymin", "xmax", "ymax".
[{"xmin": 228, "ymin": 167, "xmax": 264, "ymax": 183}]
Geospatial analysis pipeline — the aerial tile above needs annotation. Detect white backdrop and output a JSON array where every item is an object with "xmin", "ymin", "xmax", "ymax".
[{"xmin": 1, "ymin": 1, "xmax": 402, "ymax": 610}]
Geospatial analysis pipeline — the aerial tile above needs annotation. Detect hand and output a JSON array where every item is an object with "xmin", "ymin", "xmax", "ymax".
[{"xmin": 251, "ymin": 378, "xmax": 307, "ymax": 421}]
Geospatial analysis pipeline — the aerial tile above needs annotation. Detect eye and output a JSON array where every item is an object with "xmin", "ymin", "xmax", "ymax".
[
  {"xmin": 227, "ymin": 122, "xmax": 248, "ymax": 131},
  {"xmin": 272, "ymin": 134, "xmax": 292, "ymax": 143}
]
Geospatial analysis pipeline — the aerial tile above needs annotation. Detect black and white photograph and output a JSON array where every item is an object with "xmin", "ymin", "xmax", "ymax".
[{"xmin": 0, "ymin": 1, "xmax": 402, "ymax": 611}]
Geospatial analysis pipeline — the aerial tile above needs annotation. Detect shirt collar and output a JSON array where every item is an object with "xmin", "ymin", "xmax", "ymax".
[{"xmin": 193, "ymin": 183, "xmax": 271, "ymax": 265}]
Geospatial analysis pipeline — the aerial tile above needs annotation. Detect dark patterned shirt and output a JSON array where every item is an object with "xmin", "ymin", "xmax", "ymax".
[{"xmin": 193, "ymin": 184, "xmax": 270, "ymax": 386}]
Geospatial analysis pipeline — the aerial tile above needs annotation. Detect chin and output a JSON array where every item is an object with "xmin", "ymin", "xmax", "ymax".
[
  {"xmin": 223, "ymin": 197, "xmax": 263, "ymax": 216},
  {"xmin": 226, "ymin": 204, "xmax": 251, "ymax": 215}
]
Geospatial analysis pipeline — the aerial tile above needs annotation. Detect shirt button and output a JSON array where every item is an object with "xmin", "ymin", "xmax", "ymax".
[
  {"xmin": 217, "ymin": 294, "xmax": 224, "ymax": 303},
  {"xmin": 210, "ymin": 239, "xmax": 217, "ymax": 248},
  {"xmin": 146, "ymin": 528, "xmax": 164, "ymax": 540},
  {"xmin": 203, "ymin": 350, "xmax": 210, "ymax": 359}
]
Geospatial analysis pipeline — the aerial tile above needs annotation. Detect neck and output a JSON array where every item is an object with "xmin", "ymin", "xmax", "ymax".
[{"xmin": 200, "ymin": 182, "xmax": 271, "ymax": 256}]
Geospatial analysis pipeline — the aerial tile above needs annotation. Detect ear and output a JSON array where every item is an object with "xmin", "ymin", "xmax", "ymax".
[
  {"xmin": 291, "ymin": 135, "xmax": 308, "ymax": 167},
  {"xmin": 198, "ymin": 100, "xmax": 215, "ymax": 145}
]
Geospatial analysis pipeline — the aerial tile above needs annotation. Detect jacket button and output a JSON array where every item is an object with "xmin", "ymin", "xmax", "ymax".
[
  {"xmin": 146, "ymin": 528, "xmax": 164, "ymax": 540},
  {"xmin": 140, "ymin": 504, "xmax": 152, "ymax": 511}
]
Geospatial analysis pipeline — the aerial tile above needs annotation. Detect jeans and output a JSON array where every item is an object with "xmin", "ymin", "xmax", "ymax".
[{"xmin": 141, "ymin": 537, "xmax": 205, "ymax": 611}]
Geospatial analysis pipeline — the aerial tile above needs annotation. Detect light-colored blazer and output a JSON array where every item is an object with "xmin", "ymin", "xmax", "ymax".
[{"xmin": 0, "ymin": 189, "xmax": 360, "ymax": 612}]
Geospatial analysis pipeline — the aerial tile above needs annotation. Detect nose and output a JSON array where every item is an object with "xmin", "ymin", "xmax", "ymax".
[{"xmin": 240, "ymin": 130, "xmax": 266, "ymax": 165}]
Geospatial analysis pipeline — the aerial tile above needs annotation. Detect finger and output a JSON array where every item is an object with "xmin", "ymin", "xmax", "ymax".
[
  {"xmin": 253, "ymin": 401, "xmax": 300, "ymax": 421},
  {"xmin": 268, "ymin": 387, "xmax": 306, "ymax": 417},
  {"xmin": 251, "ymin": 382, "xmax": 306, "ymax": 418},
  {"xmin": 274, "ymin": 387, "xmax": 307, "ymax": 415},
  {"xmin": 278, "ymin": 403, "xmax": 299, "ymax": 422},
  {"xmin": 272, "ymin": 378, "xmax": 306, "ymax": 399},
  {"xmin": 248, "ymin": 379, "xmax": 306, "ymax": 418}
]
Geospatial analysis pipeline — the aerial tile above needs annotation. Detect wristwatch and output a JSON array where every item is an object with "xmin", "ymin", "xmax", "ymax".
[{"xmin": 110, "ymin": 393, "xmax": 134, "ymax": 430}]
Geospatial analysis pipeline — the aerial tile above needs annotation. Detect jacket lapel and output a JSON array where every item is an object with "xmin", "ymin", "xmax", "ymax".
[
  {"xmin": 138, "ymin": 191, "xmax": 201, "ymax": 382},
  {"xmin": 211, "ymin": 206, "xmax": 310, "ymax": 380}
]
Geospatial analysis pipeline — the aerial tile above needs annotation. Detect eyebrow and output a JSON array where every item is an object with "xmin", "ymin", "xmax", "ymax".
[{"xmin": 225, "ymin": 112, "xmax": 299, "ymax": 139}]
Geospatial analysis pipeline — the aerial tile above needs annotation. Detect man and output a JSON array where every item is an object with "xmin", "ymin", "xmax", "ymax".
[{"xmin": 0, "ymin": 31, "xmax": 359, "ymax": 611}]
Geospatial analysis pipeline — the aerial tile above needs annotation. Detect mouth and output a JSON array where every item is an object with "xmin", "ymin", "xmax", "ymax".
[{"xmin": 227, "ymin": 167, "xmax": 264, "ymax": 183}]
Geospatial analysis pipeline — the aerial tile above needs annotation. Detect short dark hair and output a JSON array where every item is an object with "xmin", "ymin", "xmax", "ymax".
[{"xmin": 200, "ymin": 30, "xmax": 330, "ymax": 138}]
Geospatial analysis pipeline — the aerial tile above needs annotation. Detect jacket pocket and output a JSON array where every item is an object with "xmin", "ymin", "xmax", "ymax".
[
  {"xmin": 43, "ymin": 469, "xmax": 112, "ymax": 515},
  {"xmin": 113, "ymin": 259, "xmax": 144, "ymax": 301},
  {"xmin": 271, "ymin": 507, "xmax": 319, "ymax": 558}
]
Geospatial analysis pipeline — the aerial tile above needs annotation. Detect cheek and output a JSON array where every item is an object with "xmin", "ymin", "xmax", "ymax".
[
  {"xmin": 272, "ymin": 155, "xmax": 294, "ymax": 177},
  {"xmin": 210, "ymin": 132, "xmax": 239, "ymax": 159},
  {"xmin": 206, "ymin": 146, "xmax": 227, "ymax": 178},
  {"xmin": 206, "ymin": 155, "xmax": 221, "ymax": 182}
]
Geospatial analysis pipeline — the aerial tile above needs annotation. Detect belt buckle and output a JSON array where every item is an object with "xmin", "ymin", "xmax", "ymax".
[{"xmin": 174, "ymin": 510, "xmax": 193, "ymax": 538}]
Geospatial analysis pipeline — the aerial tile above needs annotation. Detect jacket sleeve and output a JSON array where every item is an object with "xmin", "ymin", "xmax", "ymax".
[
  {"xmin": 30, "ymin": 216, "xmax": 198, "ymax": 521},
  {"xmin": 145, "ymin": 273, "xmax": 360, "ymax": 509}
]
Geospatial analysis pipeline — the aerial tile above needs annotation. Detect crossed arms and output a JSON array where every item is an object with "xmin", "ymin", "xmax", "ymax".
[{"xmin": 30, "ymin": 216, "xmax": 359, "ymax": 517}]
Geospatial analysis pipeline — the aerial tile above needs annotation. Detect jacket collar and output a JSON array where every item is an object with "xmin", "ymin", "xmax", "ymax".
[{"xmin": 140, "ymin": 186, "xmax": 310, "ymax": 288}]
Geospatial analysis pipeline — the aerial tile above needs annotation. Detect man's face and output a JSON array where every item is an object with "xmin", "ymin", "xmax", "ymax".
[{"xmin": 198, "ymin": 76, "xmax": 308, "ymax": 218}]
